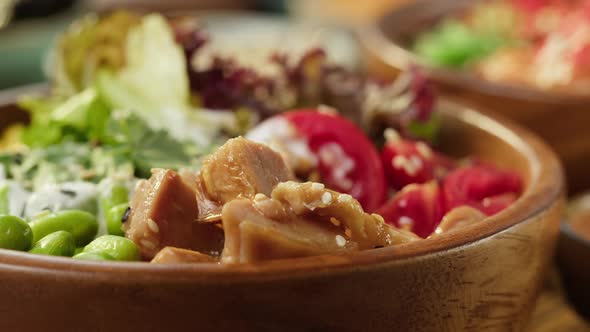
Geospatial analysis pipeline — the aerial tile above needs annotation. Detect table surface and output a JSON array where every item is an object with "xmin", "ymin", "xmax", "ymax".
[{"xmin": 529, "ymin": 269, "xmax": 589, "ymax": 331}]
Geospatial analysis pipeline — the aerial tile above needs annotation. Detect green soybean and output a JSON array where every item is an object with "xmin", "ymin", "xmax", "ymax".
[
  {"xmin": 0, "ymin": 184, "xmax": 9, "ymax": 215},
  {"xmin": 84, "ymin": 235, "xmax": 140, "ymax": 261},
  {"xmin": 0, "ymin": 215, "xmax": 32, "ymax": 251},
  {"xmin": 106, "ymin": 203, "xmax": 128, "ymax": 236},
  {"xmin": 73, "ymin": 251, "xmax": 115, "ymax": 261},
  {"xmin": 29, "ymin": 231, "xmax": 75, "ymax": 257},
  {"xmin": 100, "ymin": 184, "xmax": 128, "ymax": 215},
  {"xmin": 29, "ymin": 210, "xmax": 98, "ymax": 247}
]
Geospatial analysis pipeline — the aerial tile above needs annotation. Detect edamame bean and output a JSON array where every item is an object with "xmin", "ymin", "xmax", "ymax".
[
  {"xmin": 84, "ymin": 235, "xmax": 140, "ymax": 261},
  {"xmin": 0, "ymin": 215, "xmax": 32, "ymax": 251},
  {"xmin": 29, "ymin": 210, "xmax": 98, "ymax": 247},
  {"xmin": 106, "ymin": 203, "xmax": 128, "ymax": 236},
  {"xmin": 100, "ymin": 184, "xmax": 128, "ymax": 215},
  {"xmin": 29, "ymin": 231, "xmax": 75, "ymax": 257},
  {"xmin": 0, "ymin": 183, "xmax": 9, "ymax": 215},
  {"xmin": 73, "ymin": 251, "xmax": 115, "ymax": 261}
]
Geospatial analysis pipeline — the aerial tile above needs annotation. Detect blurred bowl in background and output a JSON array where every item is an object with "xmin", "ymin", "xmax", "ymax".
[
  {"xmin": 359, "ymin": 0, "xmax": 590, "ymax": 195},
  {"xmin": 193, "ymin": 11, "xmax": 360, "ymax": 70},
  {"xmin": 87, "ymin": 0, "xmax": 256, "ymax": 12},
  {"xmin": 558, "ymin": 193, "xmax": 590, "ymax": 320},
  {"xmin": 286, "ymin": 0, "xmax": 411, "ymax": 25},
  {"xmin": 558, "ymin": 221, "xmax": 590, "ymax": 320}
]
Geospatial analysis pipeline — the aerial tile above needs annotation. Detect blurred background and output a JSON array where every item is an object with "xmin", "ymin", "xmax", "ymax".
[
  {"xmin": 0, "ymin": 0, "xmax": 590, "ymax": 331},
  {"xmin": 0, "ymin": 0, "xmax": 409, "ymax": 89}
]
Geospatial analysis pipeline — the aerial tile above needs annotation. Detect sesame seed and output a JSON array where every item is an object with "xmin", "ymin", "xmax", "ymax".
[
  {"xmin": 410, "ymin": 155, "xmax": 423, "ymax": 170},
  {"xmin": 337, "ymin": 194, "xmax": 353, "ymax": 203},
  {"xmin": 140, "ymin": 239, "xmax": 157, "ymax": 250},
  {"xmin": 392, "ymin": 155, "xmax": 407, "ymax": 169},
  {"xmin": 254, "ymin": 193, "xmax": 266, "ymax": 201},
  {"xmin": 134, "ymin": 179, "xmax": 146, "ymax": 191},
  {"xmin": 147, "ymin": 218, "xmax": 160, "ymax": 233},
  {"xmin": 416, "ymin": 142, "xmax": 433, "ymax": 158},
  {"xmin": 317, "ymin": 104, "xmax": 338, "ymax": 115},
  {"xmin": 344, "ymin": 228, "xmax": 352, "ymax": 237},
  {"xmin": 321, "ymin": 192, "xmax": 332, "ymax": 205},
  {"xmin": 311, "ymin": 182, "xmax": 325, "ymax": 191},
  {"xmin": 384, "ymin": 128, "xmax": 400, "ymax": 143},
  {"xmin": 330, "ymin": 217, "xmax": 341, "ymax": 226},
  {"xmin": 335, "ymin": 235, "xmax": 347, "ymax": 247},
  {"xmin": 399, "ymin": 216, "xmax": 414, "ymax": 228}
]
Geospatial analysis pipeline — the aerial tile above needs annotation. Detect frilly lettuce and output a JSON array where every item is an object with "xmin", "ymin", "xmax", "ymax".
[
  {"xmin": 48, "ymin": 11, "xmax": 141, "ymax": 95},
  {"xmin": 94, "ymin": 14, "xmax": 236, "ymax": 147},
  {"xmin": 11, "ymin": 13, "xmax": 237, "ymax": 189}
]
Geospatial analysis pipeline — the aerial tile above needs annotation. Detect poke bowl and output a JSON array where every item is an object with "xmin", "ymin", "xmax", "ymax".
[
  {"xmin": 359, "ymin": 0, "xmax": 590, "ymax": 194},
  {"xmin": 0, "ymin": 11, "xmax": 564, "ymax": 331}
]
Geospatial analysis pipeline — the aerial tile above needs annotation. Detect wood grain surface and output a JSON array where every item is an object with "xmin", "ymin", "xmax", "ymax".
[{"xmin": 529, "ymin": 268, "xmax": 590, "ymax": 331}]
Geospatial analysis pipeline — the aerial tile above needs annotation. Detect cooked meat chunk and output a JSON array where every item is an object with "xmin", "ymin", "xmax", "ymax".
[
  {"xmin": 177, "ymin": 168, "xmax": 199, "ymax": 191},
  {"xmin": 151, "ymin": 247, "xmax": 218, "ymax": 264},
  {"xmin": 123, "ymin": 169, "xmax": 224, "ymax": 259},
  {"xmin": 196, "ymin": 137, "xmax": 293, "ymax": 222},
  {"xmin": 222, "ymin": 198, "xmax": 347, "ymax": 263},
  {"xmin": 221, "ymin": 181, "xmax": 418, "ymax": 263}
]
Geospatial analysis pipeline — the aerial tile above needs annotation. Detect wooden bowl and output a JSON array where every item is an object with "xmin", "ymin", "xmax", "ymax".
[
  {"xmin": 0, "ymin": 85, "xmax": 564, "ymax": 331},
  {"xmin": 358, "ymin": 0, "xmax": 590, "ymax": 195}
]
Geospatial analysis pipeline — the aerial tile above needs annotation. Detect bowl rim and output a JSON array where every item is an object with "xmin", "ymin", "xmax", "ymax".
[
  {"xmin": 357, "ymin": 0, "xmax": 590, "ymax": 105},
  {"xmin": 0, "ymin": 84, "xmax": 563, "ymax": 280}
]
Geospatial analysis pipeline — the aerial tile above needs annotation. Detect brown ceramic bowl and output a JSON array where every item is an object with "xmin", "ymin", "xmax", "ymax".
[
  {"xmin": 0, "ymin": 85, "xmax": 564, "ymax": 331},
  {"xmin": 359, "ymin": 0, "xmax": 590, "ymax": 194}
]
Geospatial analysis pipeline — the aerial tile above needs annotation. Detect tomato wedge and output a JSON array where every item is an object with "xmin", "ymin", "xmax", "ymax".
[
  {"xmin": 375, "ymin": 181, "xmax": 444, "ymax": 238},
  {"xmin": 442, "ymin": 165, "xmax": 522, "ymax": 215},
  {"xmin": 381, "ymin": 130, "xmax": 455, "ymax": 190},
  {"xmin": 283, "ymin": 110, "xmax": 387, "ymax": 212}
]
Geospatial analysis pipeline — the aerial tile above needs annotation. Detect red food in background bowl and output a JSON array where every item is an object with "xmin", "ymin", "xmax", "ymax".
[{"xmin": 359, "ymin": 0, "xmax": 590, "ymax": 195}]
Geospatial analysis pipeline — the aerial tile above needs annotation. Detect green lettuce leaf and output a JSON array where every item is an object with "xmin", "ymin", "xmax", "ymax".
[{"xmin": 19, "ymin": 88, "xmax": 111, "ymax": 148}]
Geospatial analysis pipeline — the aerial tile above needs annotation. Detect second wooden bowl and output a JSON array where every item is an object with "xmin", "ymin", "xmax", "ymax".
[{"xmin": 359, "ymin": 0, "xmax": 590, "ymax": 194}]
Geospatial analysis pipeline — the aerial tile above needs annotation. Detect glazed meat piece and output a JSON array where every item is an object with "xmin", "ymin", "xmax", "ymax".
[
  {"xmin": 123, "ymin": 169, "xmax": 224, "ymax": 259},
  {"xmin": 196, "ymin": 137, "xmax": 293, "ymax": 222},
  {"xmin": 221, "ymin": 181, "xmax": 418, "ymax": 264},
  {"xmin": 151, "ymin": 246, "xmax": 218, "ymax": 264}
]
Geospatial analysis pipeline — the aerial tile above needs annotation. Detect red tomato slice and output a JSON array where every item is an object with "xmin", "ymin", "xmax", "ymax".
[
  {"xmin": 283, "ymin": 110, "xmax": 387, "ymax": 212},
  {"xmin": 381, "ymin": 132, "xmax": 455, "ymax": 190},
  {"xmin": 442, "ymin": 165, "xmax": 522, "ymax": 215},
  {"xmin": 375, "ymin": 181, "xmax": 444, "ymax": 238}
]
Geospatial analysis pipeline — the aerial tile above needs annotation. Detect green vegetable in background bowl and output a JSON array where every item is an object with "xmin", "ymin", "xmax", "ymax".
[{"xmin": 414, "ymin": 19, "xmax": 507, "ymax": 68}]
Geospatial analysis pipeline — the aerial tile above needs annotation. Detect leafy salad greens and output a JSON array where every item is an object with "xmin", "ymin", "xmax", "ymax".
[{"xmin": 1, "ymin": 13, "xmax": 233, "ymax": 192}]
